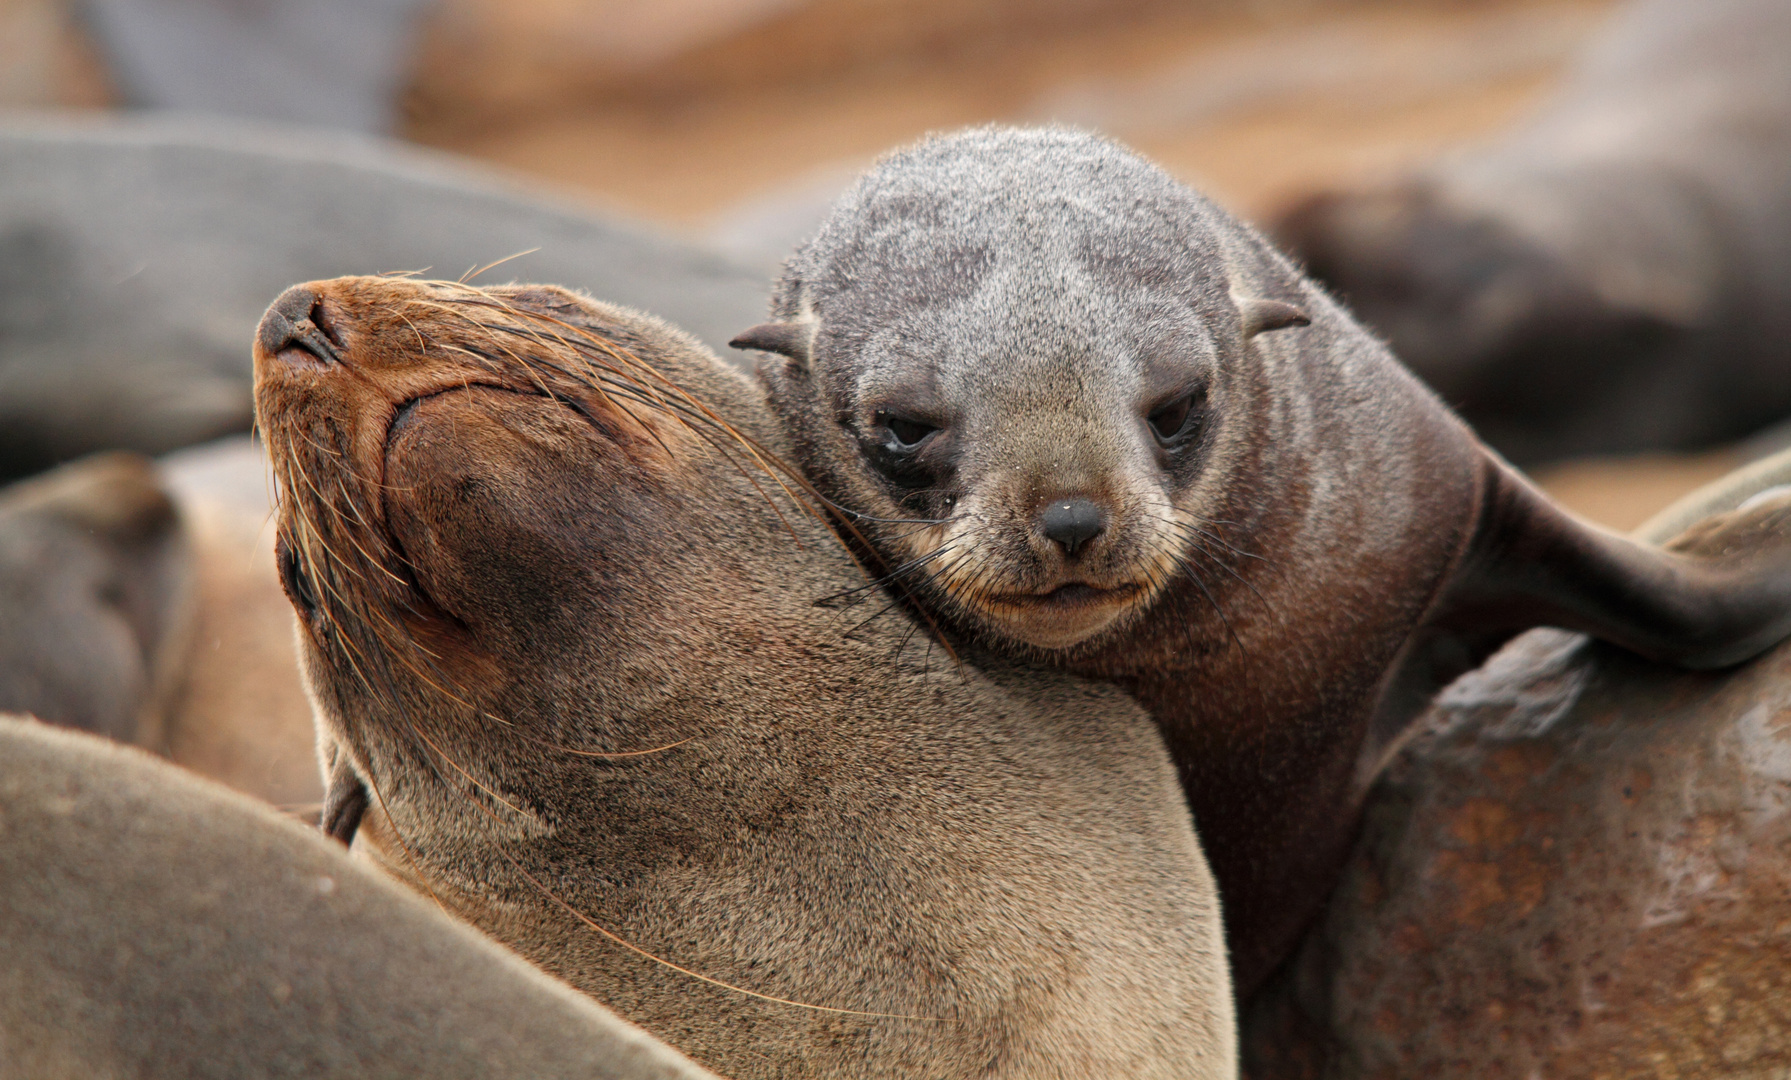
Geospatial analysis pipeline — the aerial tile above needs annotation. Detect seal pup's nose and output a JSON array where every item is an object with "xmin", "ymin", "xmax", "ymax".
[
  {"xmin": 1040, "ymin": 498, "xmax": 1105, "ymax": 557},
  {"xmin": 257, "ymin": 286, "xmax": 343, "ymax": 366}
]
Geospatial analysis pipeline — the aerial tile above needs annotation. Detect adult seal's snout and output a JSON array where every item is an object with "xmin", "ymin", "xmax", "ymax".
[
  {"xmin": 1041, "ymin": 498, "xmax": 1104, "ymax": 556},
  {"xmin": 257, "ymin": 286, "xmax": 342, "ymax": 366}
]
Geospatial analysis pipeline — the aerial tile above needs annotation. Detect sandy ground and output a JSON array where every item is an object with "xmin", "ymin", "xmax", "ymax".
[{"xmin": 404, "ymin": 1, "xmax": 1612, "ymax": 230}]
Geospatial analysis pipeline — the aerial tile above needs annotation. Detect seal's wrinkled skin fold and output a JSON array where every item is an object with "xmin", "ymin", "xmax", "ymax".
[
  {"xmin": 253, "ymin": 275, "xmax": 1237, "ymax": 1079},
  {"xmin": 746, "ymin": 126, "xmax": 1791, "ymax": 996}
]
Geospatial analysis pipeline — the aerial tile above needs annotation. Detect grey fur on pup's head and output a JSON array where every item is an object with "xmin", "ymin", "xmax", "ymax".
[
  {"xmin": 770, "ymin": 125, "xmax": 1240, "ymax": 375},
  {"xmin": 741, "ymin": 125, "xmax": 1313, "ymax": 654}
]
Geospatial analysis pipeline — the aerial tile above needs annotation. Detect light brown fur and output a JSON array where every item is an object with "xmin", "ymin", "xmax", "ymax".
[
  {"xmin": 0, "ymin": 714, "xmax": 721, "ymax": 1080},
  {"xmin": 253, "ymin": 276, "xmax": 1236, "ymax": 1079}
]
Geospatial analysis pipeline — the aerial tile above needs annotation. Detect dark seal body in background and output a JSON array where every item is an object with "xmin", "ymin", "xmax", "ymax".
[
  {"xmin": 1273, "ymin": 0, "xmax": 1791, "ymax": 465},
  {"xmin": 254, "ymin": 276, "xmax": 1238, "ymax": 1079},
  {"xmin": 741, "ymin": 126, "xmax": 1791, "ymax": 997},
  {"xmin": 0, "ymin": 114, "xmax": 767, "ymax": 483}
]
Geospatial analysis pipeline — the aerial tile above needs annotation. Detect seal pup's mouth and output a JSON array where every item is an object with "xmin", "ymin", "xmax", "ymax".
[
  {"xmin": 971, "ymin": 577, "xmax": 1150, "ymax": 649},
  {"xmin": 993, "ymin": 582, "xmax": 1142, "ymax": 609}
]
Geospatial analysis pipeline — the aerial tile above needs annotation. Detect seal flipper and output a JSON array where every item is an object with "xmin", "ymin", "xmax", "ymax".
[
  {"xmin": 1445, "ymin": 458, "xmax": 1791, "ymax": 668},
  {"xmin": 320, "ymin": 756, "xmax": 369, "ymax": 847},
  {"xmin": 1368, "ymin": 461, "xmax": 1791, "ymax": 772}
]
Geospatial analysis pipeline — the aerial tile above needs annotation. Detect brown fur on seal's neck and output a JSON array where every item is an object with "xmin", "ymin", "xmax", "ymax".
[
  {"xmin": 253, "ymin": 276, "xmax": 1236, "ymax": 1079},
  {"xmin": 744, "ymin": 126, "xmax": 1791, "ymax": 997}
]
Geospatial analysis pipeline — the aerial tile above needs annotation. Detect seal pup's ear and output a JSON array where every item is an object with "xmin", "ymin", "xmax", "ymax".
[
  {"xmin": 729, "ymin": 322, "xmax": 812, "ymax": 366},
  {"xmin": 1236, "ymin": 297, "xmax": 1311, "ymax": 337}
]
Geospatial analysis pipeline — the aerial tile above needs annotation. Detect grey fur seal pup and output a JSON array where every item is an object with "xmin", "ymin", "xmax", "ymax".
[
  {"xmin": 1273, "ymin": 0, "xmax": 1791, "ymax": 464},
  {"xmin": 0, "ymin": 714, "xmax": 721, "ymax": 1080},
  {"xmin": 736, "ymin": 125, "xmax": 1791, "ymax": 996},
  {"xmin": 254, "ymin": 276, "xmax": 1236, "ymax": 1079}
]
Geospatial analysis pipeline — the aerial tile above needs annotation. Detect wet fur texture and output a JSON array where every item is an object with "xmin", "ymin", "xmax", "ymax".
[
  {"xmin": 253, "ymin": 276, "xmax": 1236, "ymax": 1079},
  {"xmin": 749, "ymin": 126, "xmax": 1791, "ymax": 996},
  {"xmin": 1273, "ymin": 0, "xmax": 1791, "ymax": 464}
]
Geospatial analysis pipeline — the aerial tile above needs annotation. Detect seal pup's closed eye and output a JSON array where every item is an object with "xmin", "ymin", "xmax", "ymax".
[
  {"xmin": 254, "ymin": 274, "xmax": 1237, "ymax": 1080},
  {"xmin": 740, "ymin": 124, "xmax": 1791, "ymax": 997}
]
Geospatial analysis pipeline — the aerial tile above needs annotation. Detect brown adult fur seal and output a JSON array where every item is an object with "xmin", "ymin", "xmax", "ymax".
[
  {"xmin": 737, "ymin": 125, "xmax": 1791, "ymax": 997},
  {"xmin": 0, "ymin": 714, "xmax": 721, "ymax": 1080},
  {"xmin": 1272, "ymin": 0, "xmax": 1791, "ymax": 464},
  {"xmin": 252, "ymin": 275, "xmax": 1237, "ymax": 1079}
]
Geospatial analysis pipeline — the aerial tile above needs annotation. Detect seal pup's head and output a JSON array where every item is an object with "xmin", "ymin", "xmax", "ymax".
[
  {"xmin": 741, "ymin": 126, "xmax": 1310, "ymax": 654},
  {"xmin": 253, "ymin": 275, "xmax": 1237, "ymax": 1079}
]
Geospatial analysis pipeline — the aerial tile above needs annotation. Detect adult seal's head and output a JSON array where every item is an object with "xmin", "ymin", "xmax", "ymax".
[
  {"xmin": 252, "ymin": 275, "xmax": 1237, "ymax": 1079},
  {"xmin": 740, "ymin": 125, "xmax": 1791, "ymax": 995}
]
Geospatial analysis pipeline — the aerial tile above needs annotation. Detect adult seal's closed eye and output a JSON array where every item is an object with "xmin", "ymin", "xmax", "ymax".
[
  {"xmin": 738, "ymin": 125, "xmax": 1791, "ymax": 997},
  {"xmin": 253, "ymin": 276, "xmax": 1236, "ymax": 1079}
]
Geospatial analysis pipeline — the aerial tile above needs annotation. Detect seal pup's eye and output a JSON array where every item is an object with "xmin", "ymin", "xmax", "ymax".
[
  {"xmin": 1147, "ymin": 389, "xmax": 1206, "ymax": 444},
  {"xmin": 878, "ymin": 411, "xmax": 939, "ymax": 449}
]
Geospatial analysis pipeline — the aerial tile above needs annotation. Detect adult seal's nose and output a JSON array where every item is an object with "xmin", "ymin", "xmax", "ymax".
[
  {"xmin": 1040, "ymin": 498, "xmax": 1105, "ymax": 556},
  {"xmin": 257, "ymin": 286, "xmax": 343, "ymax": 366}
]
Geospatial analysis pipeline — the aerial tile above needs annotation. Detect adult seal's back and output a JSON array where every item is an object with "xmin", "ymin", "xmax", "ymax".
[
  {"xmin": 252, "ymin": 276, "xmax": 1236, "ymax": 1079},
  {"xmin": 737, "ymin": 125, "xmax": 1791, "ymax": 996}
]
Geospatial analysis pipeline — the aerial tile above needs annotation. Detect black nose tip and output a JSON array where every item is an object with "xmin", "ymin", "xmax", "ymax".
[
  {"xmin": 257, "ymin": 286, "xmax": 343, "ymax": 365},
  {"xmin": 1040, "ymin": 497, "xmax": 1105, "ymax": 557}
]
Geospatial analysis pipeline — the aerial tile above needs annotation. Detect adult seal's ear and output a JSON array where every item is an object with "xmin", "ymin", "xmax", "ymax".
[
  {"xmin": 729, "ymin": 321, "xmax": 812, "ymax": 364},
  {"xmin": 320, "ymin": 752, "xmax": 369, "ymax": 847},
  {"xmin": 1236, "ymin": 297, "xmax": 1311, "ymax": 338}
]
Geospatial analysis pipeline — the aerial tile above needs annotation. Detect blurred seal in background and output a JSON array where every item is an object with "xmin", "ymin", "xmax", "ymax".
[
  {"xmin": 0, "ymin": 438, "xmax": 318, "ymax": 806},
  {"xmin": 76, "ymin": 0, "xmax": 432, "ymax": 132},
  {"xmin": 0, "ymin": 114, "xmax": 768, "ymax": 483},
  {"xmin": 1275, "ymin": 0, "xmax": 1791, "ymax": 465}
]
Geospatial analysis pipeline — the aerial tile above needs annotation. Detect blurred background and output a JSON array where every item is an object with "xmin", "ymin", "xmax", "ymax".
[
  {"xmin": 2, "ymin": 0, "xmax": 1787, "ymax": 795},
  {"xmin": 6, "ymin": 0, "xmax": 1769, "ymax": 523}
]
